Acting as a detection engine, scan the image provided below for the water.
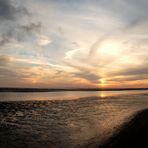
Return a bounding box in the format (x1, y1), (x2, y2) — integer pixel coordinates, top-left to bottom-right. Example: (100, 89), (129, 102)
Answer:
(0, 90), (148, 147)
(0, 90), (148, 101)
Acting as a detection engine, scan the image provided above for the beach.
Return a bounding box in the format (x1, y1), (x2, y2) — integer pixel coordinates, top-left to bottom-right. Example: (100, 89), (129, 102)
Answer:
(0, 91), (148, 147)
(100, 109), (148, 148)
(0, 0), (148, 147)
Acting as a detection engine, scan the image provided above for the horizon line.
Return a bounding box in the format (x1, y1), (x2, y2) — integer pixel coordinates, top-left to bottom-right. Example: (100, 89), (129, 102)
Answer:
(0, 87), (148, 92)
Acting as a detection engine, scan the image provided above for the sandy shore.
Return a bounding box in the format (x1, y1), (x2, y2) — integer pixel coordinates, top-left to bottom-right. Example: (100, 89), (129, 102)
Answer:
(1, 100), (148, 148)
(100, 109), (148, 148)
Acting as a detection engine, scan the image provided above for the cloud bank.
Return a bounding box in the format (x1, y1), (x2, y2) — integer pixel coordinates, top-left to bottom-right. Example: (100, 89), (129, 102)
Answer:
(0, 0), (148, 88)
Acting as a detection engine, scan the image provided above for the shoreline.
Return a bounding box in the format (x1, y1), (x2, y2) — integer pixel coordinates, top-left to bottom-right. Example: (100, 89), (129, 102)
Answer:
(100, 108), (148, 148)
(0, 87), (148, 92)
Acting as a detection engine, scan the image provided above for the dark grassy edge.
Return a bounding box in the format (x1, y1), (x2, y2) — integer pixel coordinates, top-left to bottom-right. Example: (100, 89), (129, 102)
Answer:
(99, 108), (148, 148)
(0, 87), (148, 92)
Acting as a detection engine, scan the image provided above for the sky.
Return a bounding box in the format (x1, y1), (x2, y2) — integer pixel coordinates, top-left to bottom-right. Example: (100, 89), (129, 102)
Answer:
(0, 0), (148, 88)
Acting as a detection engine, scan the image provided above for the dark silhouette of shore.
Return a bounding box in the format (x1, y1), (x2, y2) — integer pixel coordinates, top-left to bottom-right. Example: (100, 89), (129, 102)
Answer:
(0, 87), (148, 92)
(100, 109), (148, 148)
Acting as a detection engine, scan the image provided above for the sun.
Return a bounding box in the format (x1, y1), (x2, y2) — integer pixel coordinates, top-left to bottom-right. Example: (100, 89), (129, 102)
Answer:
(98, 39), (123, 57)
(100, 78), (105, 84)
(99, 78), (106, 87)
(100, 93), (106, 98)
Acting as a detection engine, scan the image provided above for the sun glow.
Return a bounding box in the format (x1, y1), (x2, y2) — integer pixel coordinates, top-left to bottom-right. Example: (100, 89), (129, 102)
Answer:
(100, 78), (105, 84)
(100, 92), (106, 98)
(98, 40), (123, 57)
(99, 78), (107, 87)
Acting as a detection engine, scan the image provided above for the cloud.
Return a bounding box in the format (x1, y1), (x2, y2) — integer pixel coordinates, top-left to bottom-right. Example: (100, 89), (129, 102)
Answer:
(20, 22), (41, 34)
(0, 0), (28, 46)
(0, 0), (148, 88)
(113, 64), (148, 77)
(0, 0), (42, 47)
(37, 35), (51, 46)
(0, 34), (9, 46)
(112, 75), (148, 82)
(0, 67), (19, 77)
(74, 72), (100, 83)
(63, 60), (102, 84)
(0, 55), (13, 65)
(0, 22), (42, 47)
(0, 0), (28, 20)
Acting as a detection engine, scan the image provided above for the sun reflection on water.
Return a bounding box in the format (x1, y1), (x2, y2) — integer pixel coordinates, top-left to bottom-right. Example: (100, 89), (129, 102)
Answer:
(100, 92), (106, 98)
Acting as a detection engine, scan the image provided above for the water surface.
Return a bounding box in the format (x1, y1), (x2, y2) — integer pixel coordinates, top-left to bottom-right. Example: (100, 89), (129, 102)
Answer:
(0, 90), (148, 101)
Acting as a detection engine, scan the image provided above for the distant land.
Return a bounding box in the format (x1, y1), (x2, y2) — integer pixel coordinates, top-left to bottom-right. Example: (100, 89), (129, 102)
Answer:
(0, 87), (148, 92)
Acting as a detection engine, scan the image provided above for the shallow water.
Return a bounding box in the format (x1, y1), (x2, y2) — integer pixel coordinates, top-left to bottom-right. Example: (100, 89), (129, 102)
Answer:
(0, 91), (148, 147)
(0, 90), (148, 101)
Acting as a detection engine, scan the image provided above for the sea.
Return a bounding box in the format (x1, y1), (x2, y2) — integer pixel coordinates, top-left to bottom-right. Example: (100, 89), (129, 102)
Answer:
(0, 90), (148, 147)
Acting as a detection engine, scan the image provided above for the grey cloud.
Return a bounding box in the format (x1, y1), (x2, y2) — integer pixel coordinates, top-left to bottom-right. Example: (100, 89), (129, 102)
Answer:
(123, 76), (148, 82)
(0, 34), (9, 46)
(20, 22), (42, 34)
(11, 22), (42, 42)
(0, 55), (12, 66)
(0, 0), (42, 46)
(64, 62), (101, 83)
(0, 0), (28, 20)
(116, 0), (148, 30)
(108, 75), (148, 83)
(0, 67), (27, 87)
(108, 63), (148, 83)
(0, 57), (25, 86)
(88, 0), (148, 31)
(74, 72), (100, 83)
(0, 67), (19, 77)
(0, 22), (42, 47)
(115, 65), (148, 76)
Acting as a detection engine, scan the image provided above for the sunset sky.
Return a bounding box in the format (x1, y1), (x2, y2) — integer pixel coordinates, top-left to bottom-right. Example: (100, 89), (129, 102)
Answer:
(0, 0), (148, 88)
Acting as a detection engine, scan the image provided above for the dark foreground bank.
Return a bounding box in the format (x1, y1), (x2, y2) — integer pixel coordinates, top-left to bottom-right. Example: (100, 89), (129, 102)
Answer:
(100, 109), (148, 148)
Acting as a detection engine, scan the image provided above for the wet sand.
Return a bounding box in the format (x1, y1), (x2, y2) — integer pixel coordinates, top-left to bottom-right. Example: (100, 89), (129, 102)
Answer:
(100, 109), (148, 148)
(0, 99), (113, 148)
(0, 95), (148, 148)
